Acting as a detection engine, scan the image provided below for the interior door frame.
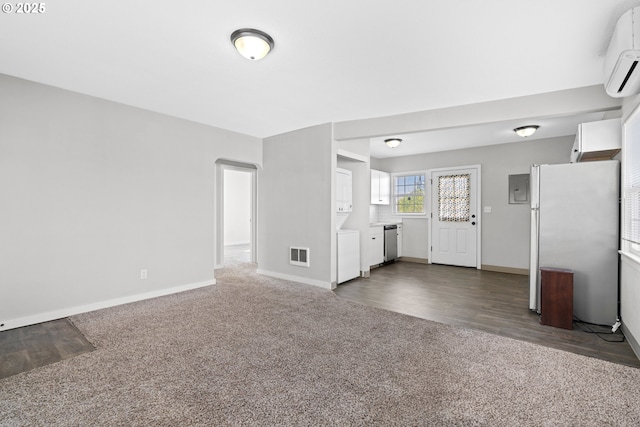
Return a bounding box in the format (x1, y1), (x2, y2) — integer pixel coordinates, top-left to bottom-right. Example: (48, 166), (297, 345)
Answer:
(427, 164), (482, 269)
(215, 160), (258, 269)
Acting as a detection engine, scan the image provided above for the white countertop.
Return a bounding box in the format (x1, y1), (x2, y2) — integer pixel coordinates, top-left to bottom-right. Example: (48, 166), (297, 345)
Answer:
(369, 221), (402, 227)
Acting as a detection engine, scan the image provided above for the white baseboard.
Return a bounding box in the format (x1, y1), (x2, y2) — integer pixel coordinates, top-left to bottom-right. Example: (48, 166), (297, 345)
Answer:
(256, 269), (333, 290)
(622, 324), (640, 361)
(481, 264), (529, 275)
(0, 279), (215, 332)
(399, 257), (429, 264)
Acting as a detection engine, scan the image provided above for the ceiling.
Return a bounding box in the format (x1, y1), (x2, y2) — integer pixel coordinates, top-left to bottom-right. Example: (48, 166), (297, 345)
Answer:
(368, 111), (617, 158)
(1, 0), (639, 157)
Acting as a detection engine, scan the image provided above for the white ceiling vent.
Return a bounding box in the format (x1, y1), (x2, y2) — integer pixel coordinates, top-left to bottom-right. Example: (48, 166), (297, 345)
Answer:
(290, 247), (310, 267)
(604, 6), (640, 98)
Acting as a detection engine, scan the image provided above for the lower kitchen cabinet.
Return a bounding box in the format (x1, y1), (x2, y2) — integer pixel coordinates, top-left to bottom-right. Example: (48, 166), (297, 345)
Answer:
(369, 226), (384, 266)
(337, 230), (360, 284)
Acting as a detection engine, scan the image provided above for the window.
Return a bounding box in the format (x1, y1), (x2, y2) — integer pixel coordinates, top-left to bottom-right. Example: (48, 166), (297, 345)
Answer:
(624, 106), (640, 256)
(393, 173), (425, 214)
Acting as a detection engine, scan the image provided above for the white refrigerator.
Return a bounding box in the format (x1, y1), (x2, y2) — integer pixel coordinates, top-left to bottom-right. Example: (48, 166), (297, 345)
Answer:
(529, 160), (620, 325)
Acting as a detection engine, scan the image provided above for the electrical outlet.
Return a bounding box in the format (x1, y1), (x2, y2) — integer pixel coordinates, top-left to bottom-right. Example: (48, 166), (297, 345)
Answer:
(140, 269), (148, 280)
(612, 320), (621, 332)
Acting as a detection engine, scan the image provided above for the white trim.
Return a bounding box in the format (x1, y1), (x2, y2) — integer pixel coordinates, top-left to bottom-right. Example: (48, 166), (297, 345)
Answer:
(0, 279), (215, 332)
(390, 169), (427, 176)
(622, 324), (640, 360)
(390, 170), (428, 217)
(216, 161), (258, 268)
(256, 269), (334, 290)
(427, 164), (482, 173)
(620, 250), (640, 270)
(477, 165), (483, 269)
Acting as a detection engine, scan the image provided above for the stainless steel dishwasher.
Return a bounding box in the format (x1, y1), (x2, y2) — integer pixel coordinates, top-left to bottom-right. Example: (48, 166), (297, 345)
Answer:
(384, 225), (398, 262)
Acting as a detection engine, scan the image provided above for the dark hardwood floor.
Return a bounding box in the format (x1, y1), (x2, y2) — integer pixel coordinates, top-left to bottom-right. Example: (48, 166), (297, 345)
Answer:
(334, 261), (640, 368)
(0, 318), (95, 379)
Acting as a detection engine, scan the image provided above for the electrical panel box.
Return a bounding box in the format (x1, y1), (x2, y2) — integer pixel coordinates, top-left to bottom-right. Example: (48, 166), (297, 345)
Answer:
(509, 174), (529, 204)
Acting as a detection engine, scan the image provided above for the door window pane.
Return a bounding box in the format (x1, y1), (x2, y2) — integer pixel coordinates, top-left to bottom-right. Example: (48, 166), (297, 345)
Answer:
(438, 174), (470, 222)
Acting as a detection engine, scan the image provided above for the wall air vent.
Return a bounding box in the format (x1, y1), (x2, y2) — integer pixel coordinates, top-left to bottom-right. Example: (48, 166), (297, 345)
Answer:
(290, 247), (310, 267)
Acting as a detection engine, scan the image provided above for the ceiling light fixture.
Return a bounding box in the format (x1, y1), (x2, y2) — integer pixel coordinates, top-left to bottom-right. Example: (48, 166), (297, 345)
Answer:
(230, 28), (274, 61)
(385, 138), (402, 148)
(514, 125), (540, 138)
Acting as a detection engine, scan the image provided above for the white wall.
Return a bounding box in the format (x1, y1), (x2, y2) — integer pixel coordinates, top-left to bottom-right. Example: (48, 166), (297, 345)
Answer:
(621, 256), (640, 356)
(400, 219), (429, 260)
(0, 74), (262, 331)
(374, 136), (573, 271)
(223, 169), (251, 246)
(257, 123), (334, 288)
(337, 138), (370, 158)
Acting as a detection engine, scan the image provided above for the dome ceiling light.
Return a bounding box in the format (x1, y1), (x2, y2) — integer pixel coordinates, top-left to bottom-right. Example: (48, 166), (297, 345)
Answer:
(514, 125), (540, 137)
(230, 28), (274, 61)
(385, 138), (402, 148)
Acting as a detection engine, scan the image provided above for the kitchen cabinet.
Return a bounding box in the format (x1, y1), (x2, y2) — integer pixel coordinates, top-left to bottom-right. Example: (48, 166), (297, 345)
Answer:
(369, 226), (384, 266)
(570, 118), (621, 163)
(371, 169), (390, 205)
(337, 230), (360, 284)
(397, 223), (403, 258)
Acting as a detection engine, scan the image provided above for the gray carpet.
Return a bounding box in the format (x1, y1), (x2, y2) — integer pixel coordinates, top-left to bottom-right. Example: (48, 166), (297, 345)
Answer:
(1, 264), (639, 426)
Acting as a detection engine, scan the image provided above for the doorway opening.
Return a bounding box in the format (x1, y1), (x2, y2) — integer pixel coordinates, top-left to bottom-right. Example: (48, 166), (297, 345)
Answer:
(215, 160), (257, 268)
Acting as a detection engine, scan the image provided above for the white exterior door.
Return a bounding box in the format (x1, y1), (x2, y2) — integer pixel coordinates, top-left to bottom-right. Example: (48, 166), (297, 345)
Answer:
(430, 167), (479, 267)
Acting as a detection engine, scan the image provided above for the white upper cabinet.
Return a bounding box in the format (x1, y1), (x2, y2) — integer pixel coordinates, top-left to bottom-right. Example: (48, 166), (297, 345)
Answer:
(570, 118), (621, 163)
(371, 169), (390, 205)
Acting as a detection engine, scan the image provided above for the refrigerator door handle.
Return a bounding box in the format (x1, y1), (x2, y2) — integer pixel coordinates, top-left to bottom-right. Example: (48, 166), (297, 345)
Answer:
(529, 164), (541, 312)
(529, 208), (540, 311)
(530, 165), (540, 210)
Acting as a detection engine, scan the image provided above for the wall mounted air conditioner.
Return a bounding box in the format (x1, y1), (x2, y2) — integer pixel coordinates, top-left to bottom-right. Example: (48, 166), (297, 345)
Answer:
(604, 7), (640, 98)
